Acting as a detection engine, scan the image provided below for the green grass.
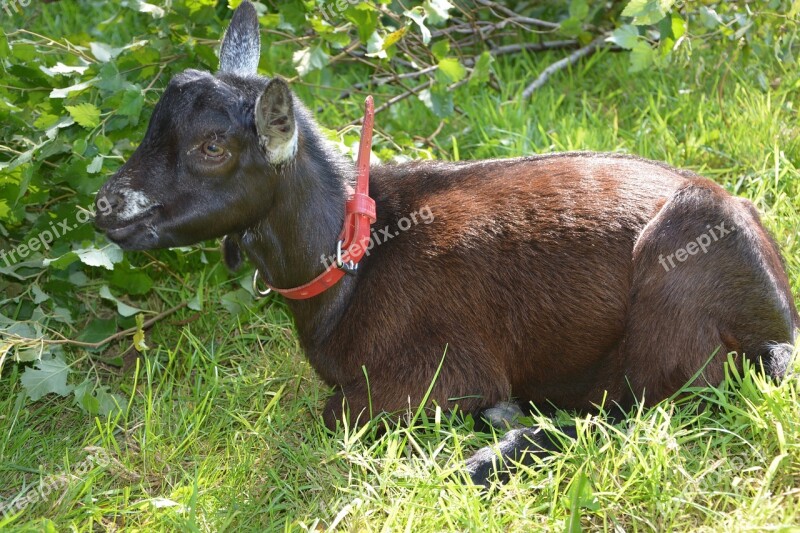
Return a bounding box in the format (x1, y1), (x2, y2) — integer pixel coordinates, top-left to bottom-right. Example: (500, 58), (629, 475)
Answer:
(2, 35), (800, 533)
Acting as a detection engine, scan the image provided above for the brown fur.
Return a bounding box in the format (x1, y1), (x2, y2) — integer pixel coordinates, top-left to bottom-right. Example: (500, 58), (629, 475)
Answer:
(306, 153), (798, 427)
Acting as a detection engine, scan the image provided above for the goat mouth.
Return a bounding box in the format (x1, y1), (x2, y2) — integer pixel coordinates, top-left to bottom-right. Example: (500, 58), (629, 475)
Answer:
(99, 208), (160, 248)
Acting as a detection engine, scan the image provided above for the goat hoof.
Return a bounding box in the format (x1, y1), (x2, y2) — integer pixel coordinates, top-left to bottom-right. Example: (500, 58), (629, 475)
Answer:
(482, 401), (525, 429)
(465, 445), (507, 487)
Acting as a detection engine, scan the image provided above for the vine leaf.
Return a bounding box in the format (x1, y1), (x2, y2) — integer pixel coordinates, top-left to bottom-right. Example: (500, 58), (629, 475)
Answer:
(20, 356), (74, 401)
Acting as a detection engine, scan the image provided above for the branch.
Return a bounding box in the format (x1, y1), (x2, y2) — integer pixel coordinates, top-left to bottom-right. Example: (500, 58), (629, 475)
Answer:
(343, 76), (473, 127)
(333, 39), (580, 106)
(521, 36), (607, 99)
(475, 0), (560, 30)
(345, 79), (434, 126)
(7, 301), (188, 351)
(489, 40), (579, 56)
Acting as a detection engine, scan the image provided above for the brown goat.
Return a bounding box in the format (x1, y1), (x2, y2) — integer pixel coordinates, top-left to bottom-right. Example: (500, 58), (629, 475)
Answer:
(94, 2), (798, 485)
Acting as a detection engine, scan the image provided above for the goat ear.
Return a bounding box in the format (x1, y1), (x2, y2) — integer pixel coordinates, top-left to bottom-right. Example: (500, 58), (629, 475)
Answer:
(222, 235), (243, 271)
(255, 77), (298, 164)
(219, 1), (260, 76)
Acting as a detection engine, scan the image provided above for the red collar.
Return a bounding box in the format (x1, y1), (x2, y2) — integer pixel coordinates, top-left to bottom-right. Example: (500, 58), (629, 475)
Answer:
(253, 96), (376, 300)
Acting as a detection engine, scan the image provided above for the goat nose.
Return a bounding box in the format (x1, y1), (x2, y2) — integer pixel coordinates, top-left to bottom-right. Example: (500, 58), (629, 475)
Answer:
(96, 191), (122, 215)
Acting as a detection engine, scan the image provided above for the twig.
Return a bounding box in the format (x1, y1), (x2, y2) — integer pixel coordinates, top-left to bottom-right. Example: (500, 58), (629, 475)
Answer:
(12, 301), (188, 349)
(521, 36), (607, 99)
(430, 20), (498, 37)
(422, 120), (446, 144)
(345, 77), (472, 127)
(373, 80), (434, 116)
(343, 79), (433, 126)
(144, 61), (172, 92)
(489, 40), (579, 56)
(335, 40), (578, 104)
(475, 0), (560, 30)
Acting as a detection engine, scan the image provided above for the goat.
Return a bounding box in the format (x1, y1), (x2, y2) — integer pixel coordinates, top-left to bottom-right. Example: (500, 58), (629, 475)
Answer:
(94, 2), (799, 486)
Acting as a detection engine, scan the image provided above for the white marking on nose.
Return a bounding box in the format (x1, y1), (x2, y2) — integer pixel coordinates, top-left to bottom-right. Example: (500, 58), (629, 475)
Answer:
(117, 189), (154, 220)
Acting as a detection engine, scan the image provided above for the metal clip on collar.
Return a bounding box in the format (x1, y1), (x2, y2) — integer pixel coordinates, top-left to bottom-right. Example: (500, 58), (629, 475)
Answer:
(335, 240), (359, 276)
(252, 269), (272, 298)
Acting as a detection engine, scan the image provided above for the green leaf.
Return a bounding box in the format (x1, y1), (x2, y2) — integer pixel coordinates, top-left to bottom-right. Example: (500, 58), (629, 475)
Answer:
(31, 284), (49, 304)
(11, 43), (37, 62)
(87, 156), (104, 174)
(671, 14), (686, 40)
(437, 58), (466, 83)
(405, 8), (431, 45)
(260, 13), (281, 28)
(73, 138), (88, 156)
(119, 89), (145, 118)
(89, 42), (125, 63)
(50, 79), (94, 99)
(33, 113), (61, 130)
(220, 288), (253, 315)
(292, 46), (331, 77)
(321, 30), (351, 49)
(65, 103), (101, 130)
(469, 51), (493, 87)
(73, 381), (124, 416)
(135, 1), (165, 18)
(52, 306), (74, 325)
(94, 135), (114, 154)
(345, 5), (379, 44)
(629, 41), (655, 72)
(609, 25), (641, 50)
(95, 386), (124, 415)
(431, 40), (450, 60)
(185, 0), (216, 13)
(790, 0), (800, 18)
(188, 293), (203, 311)
(310, 17), (334, 35)
(365, 31), (387, 59)
(99, 285), (142, 317)
(76, 318), (117, 345)
(73, 380), (100, 414)
(569, 0), (589, 20)
(423, 0), (453, 25)
(74, 244), (123, 270)
(698, 6), (723, 29)
(96, 63), (127, 93)
(621, 0), (675, 25)
(418, 84), (453, 118)
(110, 267), (153, 295)
(20, 356), (73, 401)
(559, 18), (582, 38)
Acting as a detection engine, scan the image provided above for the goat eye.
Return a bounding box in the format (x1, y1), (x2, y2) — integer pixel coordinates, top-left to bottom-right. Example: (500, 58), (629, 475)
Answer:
(202, 142), (225, 158)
